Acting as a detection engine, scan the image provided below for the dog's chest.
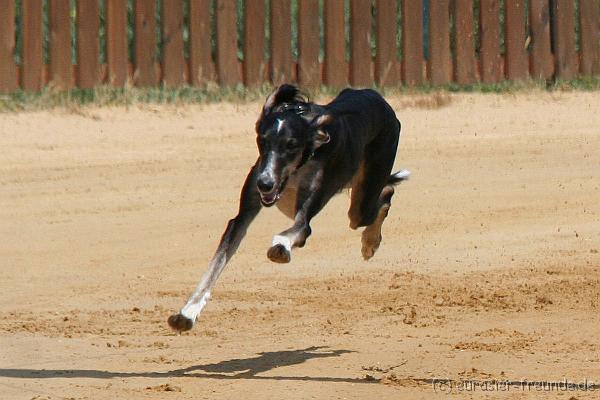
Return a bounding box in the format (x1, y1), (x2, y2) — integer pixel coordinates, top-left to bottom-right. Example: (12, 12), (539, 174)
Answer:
(276, 176), (299, 220)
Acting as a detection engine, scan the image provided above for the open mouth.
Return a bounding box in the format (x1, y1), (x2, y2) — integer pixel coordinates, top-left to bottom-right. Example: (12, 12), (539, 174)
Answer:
(259, 190), (281, 206)
(258, 176), (288, 207)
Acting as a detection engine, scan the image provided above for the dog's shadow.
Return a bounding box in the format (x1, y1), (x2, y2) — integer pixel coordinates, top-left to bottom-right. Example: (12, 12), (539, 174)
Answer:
(181, 345), (352, 377)
(0, 346), (369, 383)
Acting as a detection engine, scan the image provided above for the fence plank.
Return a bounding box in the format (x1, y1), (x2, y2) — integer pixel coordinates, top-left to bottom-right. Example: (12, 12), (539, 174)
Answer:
(579, 0), (600, 75)
(375, 0), (398, 86)
(479, 0), (502, 83)
(350, 0), (372, 86)
(428, 0), (451, 85)
(402, 0), (423, 86)
(244, 0), (265, 86)
(552, 0), (577, 79)
(134, 0), (157, 86)
(324, 0), (346, 87)
(505, 0), (528, 80)
(453, 0), (477, 84)
(271, 0), (293, 84)
(529, 0), (553, 79)
(161, 0), (184, 86)
(77, 0), (100, 88)
(22, 0), (44, 91)
(0, 0), (18, 92)
(298, 0), (320, 87)
(106, 0), (128, 87)
(189, 0), (215, 86)
(216, 0), (241, 85)
(49, 0), (72, 89)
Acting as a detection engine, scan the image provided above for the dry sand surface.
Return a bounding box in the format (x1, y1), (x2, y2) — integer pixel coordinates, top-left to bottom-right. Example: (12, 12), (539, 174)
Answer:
(1, 91), (600, 399)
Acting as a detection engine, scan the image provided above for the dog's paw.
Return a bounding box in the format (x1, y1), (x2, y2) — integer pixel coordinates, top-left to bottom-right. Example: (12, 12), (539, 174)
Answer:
(361, 233), (382, 260)
(167, 313), (194, 332)
(267, 244), (291, 263)
(361, 203), (390, 260)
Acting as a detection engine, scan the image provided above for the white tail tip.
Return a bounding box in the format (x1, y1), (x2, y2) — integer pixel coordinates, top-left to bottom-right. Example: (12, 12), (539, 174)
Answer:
(392, 169), (411, 180)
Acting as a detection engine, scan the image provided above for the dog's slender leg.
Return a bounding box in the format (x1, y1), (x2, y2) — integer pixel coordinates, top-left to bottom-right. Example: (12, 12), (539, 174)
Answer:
(268, 218), (311, 263)
(348, 139), (398, 229)
(361, 185), (394, 260)
(267, 169), (328, 263)
(348, 160), (368, 229)
(347, 125), (399, 259)
(168, 163), (262, 332)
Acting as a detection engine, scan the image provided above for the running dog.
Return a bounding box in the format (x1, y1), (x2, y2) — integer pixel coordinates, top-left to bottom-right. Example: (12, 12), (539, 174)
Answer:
(168, 84), (410, 332)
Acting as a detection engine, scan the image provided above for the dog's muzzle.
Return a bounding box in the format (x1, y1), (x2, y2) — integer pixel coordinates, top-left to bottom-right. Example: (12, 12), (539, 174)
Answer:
(259, 190), (280, 206)
(257, 175), (288, 207)
(257, 174), (279, 206)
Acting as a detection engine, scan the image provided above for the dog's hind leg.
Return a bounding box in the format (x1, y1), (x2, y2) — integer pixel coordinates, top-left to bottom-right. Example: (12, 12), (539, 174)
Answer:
(360, 169), (410, 259)
(168, 162), (262, 332)
(348, 127), (399, 259)
(348, 129), (398, 230)
(361, 185), (394, 259)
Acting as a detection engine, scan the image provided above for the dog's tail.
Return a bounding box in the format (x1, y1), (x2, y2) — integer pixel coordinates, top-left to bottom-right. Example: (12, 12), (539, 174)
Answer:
(388, 169), (411, 185)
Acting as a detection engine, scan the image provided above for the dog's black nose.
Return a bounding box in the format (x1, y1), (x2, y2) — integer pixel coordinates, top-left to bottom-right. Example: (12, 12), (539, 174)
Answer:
(257, 176), (275, 193)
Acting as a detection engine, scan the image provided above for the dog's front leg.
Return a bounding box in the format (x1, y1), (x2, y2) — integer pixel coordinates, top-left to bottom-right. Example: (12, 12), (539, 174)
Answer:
(267, 218), (312, 263)
(168, 163), (262, 332)
(267, 170), (326, 263)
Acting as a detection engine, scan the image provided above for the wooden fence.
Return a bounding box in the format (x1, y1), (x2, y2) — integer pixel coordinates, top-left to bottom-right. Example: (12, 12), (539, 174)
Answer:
(0, 0), (599, 92)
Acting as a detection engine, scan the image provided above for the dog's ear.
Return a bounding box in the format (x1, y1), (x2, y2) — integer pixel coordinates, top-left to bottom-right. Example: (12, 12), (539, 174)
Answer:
(310, 114), (333, 148)
(256, 84), (302, 133)
(263, 84), (301, 115)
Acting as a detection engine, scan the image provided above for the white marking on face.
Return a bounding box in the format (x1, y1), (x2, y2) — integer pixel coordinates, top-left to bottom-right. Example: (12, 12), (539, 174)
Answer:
(276, 118), (285, 133)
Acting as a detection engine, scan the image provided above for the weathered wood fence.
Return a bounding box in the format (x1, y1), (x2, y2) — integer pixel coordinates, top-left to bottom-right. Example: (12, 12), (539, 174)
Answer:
(0, 0), (599, 92)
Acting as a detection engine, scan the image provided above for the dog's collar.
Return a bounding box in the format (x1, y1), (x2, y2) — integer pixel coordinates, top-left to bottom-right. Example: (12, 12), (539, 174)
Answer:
(277, 103), (309, 115)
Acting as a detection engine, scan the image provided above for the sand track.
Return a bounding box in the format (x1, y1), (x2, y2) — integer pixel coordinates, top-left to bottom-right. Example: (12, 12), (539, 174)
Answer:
(1, 92), (600, 399)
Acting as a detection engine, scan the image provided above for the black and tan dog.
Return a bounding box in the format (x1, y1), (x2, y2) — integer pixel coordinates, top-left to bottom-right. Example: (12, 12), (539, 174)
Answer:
(168, 85), (410, 332)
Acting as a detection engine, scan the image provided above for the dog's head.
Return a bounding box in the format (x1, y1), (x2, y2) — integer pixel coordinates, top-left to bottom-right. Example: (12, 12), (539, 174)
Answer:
(254, 85), (332, 206)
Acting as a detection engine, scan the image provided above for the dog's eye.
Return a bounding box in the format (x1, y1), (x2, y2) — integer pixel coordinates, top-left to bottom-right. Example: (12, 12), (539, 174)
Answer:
(286, 139), (299, 150)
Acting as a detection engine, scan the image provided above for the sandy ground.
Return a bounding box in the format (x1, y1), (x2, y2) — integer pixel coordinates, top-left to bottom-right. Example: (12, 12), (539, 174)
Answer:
(1, 91), (599, 400)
